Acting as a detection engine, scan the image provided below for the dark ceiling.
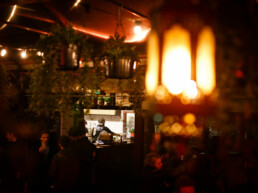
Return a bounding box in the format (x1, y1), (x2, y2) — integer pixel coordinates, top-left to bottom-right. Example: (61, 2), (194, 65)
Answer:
(0, 0), (162, 49)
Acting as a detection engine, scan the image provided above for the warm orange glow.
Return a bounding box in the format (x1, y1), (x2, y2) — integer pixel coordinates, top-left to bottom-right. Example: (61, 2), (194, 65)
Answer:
(171, 122), (182, 134)
(162, 25), (191, 95)
(155, 85), (166, 100)
(196, 27), (216, 95)
(0, 5), (17, 30)
(133, 61), (137, 70)
(146, 31), (159, 95)
(74, 0), (81, 7)
(73, 26), (150, 43)
(73, 26), (110, 39)
(1, 49), (7, 57)
(126, 28), (151, 43)
(134, 25), (142, 34)
(20, 50), (27, 58)
(183, 80), (198, 99)
(183, 113), (196, 124)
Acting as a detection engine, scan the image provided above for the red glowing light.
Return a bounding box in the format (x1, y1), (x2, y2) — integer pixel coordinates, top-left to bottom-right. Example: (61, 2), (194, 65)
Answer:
(235, 70), (244, 78)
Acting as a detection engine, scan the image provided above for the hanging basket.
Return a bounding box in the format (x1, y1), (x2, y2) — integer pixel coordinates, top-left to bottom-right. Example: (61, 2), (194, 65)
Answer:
(104, 57), (134, 79)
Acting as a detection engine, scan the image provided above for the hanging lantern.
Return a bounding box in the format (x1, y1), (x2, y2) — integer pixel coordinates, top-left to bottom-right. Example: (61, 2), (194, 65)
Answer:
(146, 0), (217, 116)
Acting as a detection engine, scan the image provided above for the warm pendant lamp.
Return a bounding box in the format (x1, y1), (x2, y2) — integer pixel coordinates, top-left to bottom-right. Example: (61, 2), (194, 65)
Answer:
(146, 0), (217, 138)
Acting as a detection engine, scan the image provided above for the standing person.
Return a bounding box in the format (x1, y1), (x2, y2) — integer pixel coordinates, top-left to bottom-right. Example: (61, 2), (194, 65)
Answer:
(136, 152), (171, 193)
(1, 130), (27, 193)
(28, 130), (57, 193)
(84, 120), (89, 137)
(92, 118), (120, 143)
(68, 125), (97, 193)
(49, 135), (80, 193)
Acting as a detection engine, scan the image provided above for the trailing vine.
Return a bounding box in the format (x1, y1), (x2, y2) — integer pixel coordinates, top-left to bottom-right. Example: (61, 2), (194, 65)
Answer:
(27, 25), (105, 118)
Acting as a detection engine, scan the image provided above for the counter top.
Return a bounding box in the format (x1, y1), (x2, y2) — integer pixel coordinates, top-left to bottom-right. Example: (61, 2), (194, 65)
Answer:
(94, 141), (133, 148)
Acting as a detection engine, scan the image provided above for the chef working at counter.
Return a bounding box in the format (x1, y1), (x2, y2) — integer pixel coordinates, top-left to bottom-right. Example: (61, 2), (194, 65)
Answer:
(92, 118), (121, 144)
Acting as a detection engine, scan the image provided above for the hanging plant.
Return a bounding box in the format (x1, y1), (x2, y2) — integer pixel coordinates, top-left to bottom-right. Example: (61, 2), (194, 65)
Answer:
(27, 25), (105, 118)
(36, 24), (93, 70)
(103, 34), (138, 79)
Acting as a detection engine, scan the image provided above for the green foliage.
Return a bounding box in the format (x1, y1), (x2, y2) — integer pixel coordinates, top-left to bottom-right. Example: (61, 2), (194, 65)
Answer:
(104, 96), (111, 102)
(36, 24), (93, 68)
(28, 62), (105, 118)
(129, 127), (135, 133)
(104, 34), (138, 61)
(128, 65), (146, 114)
(27, 25), (105, 118)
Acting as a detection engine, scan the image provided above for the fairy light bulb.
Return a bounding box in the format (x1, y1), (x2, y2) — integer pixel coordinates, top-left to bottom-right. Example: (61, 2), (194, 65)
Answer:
(20, 50), (27, 58)
(1, 49), (7, 56)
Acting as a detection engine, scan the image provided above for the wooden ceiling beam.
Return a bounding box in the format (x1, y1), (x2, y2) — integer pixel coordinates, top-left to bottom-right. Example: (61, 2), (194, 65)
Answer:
(104, 0), (149, 20)
(0, 0), (51, 7)
(15, 11), (56, 24)
(0, 21), (50, 35)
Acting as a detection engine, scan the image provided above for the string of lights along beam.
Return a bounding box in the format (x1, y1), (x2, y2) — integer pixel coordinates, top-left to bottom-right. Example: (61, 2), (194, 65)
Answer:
(0, 46), (43, 59)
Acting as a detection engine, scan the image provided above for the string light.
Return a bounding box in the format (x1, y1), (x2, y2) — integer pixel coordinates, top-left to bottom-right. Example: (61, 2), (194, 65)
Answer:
(37, 51), (44, 56)
(0, 46), (45, 59)
(133, 20), (142, 34)
(134, 26), (142, 34)
(20, 50), (27, 58)
(1, 49), (7, 57)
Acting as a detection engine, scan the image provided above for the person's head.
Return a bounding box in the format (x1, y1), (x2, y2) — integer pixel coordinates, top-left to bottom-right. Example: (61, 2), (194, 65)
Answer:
(6, 131), (17, 142)
(40, 130), (50, 145)
(68, 126), (84, 139)
(98, 118), (105, 125)
(58, 135), (71, 150)
(77, 118), (86, 127)
(144, 152), (163, 170)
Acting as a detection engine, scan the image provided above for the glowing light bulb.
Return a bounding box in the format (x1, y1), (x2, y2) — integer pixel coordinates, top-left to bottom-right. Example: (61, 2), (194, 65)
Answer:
(20, 50), (27, 58)
(134, 20), (142, 35)
(1, 49), (7, 56)
(37, 51), (43, 56)
(134, 25), (142, 34)
(162, 25), (191, 95)
(183, 80), (198, 99)
(133, 61), (137, 70)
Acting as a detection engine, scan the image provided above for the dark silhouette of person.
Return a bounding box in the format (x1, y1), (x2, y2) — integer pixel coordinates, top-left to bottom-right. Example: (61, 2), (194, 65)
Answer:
(136, 152), (171, 193)
(189, 152), (223, 193)
(69, 125), (96, 193)
(49, 135), (80, 193)
(27, 130), (57, 193)
(1, 130), (27, 193)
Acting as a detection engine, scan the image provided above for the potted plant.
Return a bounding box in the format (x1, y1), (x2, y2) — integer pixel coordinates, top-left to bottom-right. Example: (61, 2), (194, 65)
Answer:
(104, 96), (111, 106)
(36, 24), (92, 70)
(102, 34), (138, 79)
(129, 127), (135, 137)
(27, 25), (104, 119)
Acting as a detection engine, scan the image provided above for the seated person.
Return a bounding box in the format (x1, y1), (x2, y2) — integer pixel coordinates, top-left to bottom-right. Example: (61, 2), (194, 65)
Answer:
(92, 118), (120, 144)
